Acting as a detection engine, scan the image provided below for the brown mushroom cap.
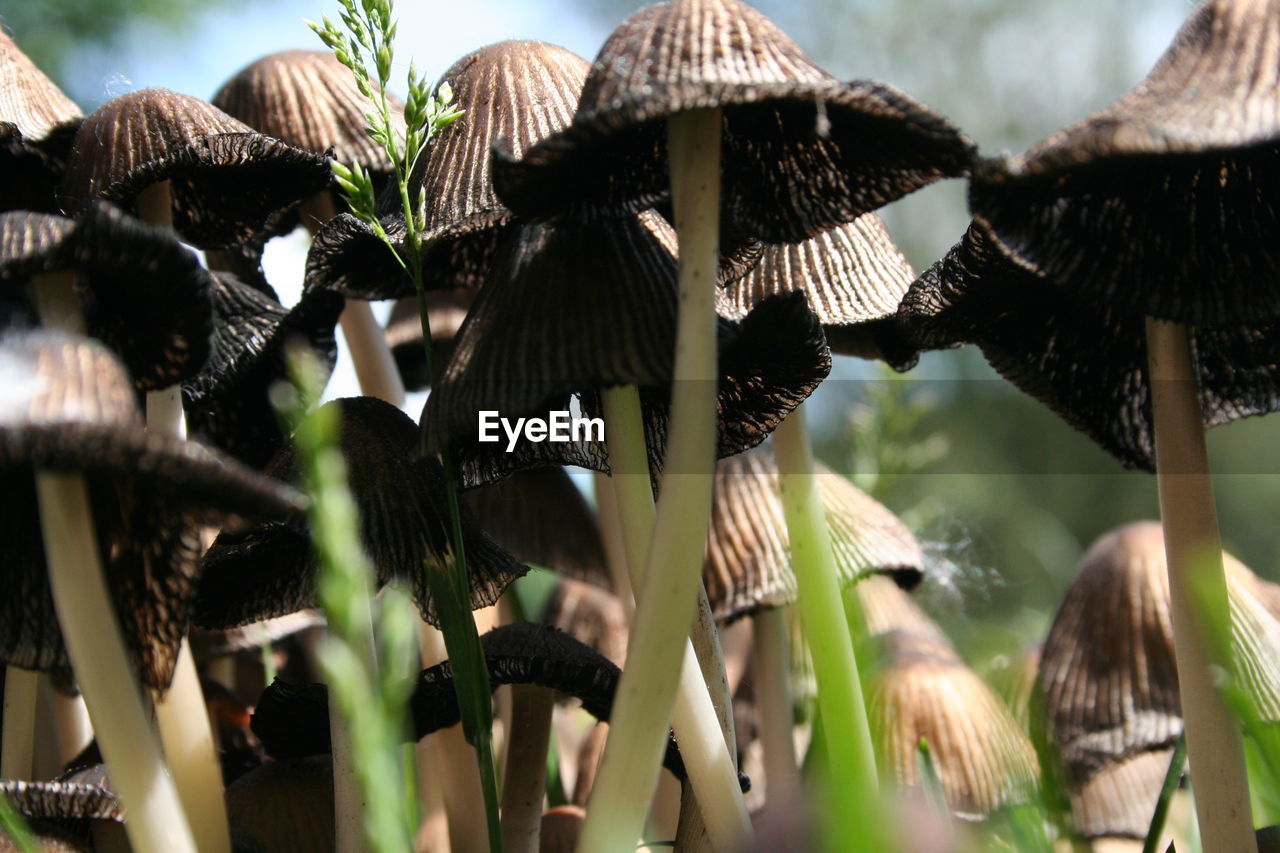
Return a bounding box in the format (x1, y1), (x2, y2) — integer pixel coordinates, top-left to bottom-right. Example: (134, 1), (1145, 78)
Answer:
(1, 202), (215, 391)
(493, 0), (975, 242)
(539, 579), (629, 666)
(1068, 748), (1175, 841)
(305, 40), (589, 301)
(59, 87), (331, 249)
(704, 446), (925, 621)
(893, 220), (1280, 471)
(195, 397), (528, 630)
(869, 630), (1039, 819)
(969, 0), (1280, 326)
(384, 289), (474, 391)
(718, 214), (916, 361)
(0, 329), (302, 688)
(211, 49), (399, 173)
(0, 31), (81, 142)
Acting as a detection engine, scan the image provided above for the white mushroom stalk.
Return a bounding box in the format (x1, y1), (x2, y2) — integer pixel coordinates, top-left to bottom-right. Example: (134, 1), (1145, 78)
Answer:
(499, 684), (555, 853)
(136, 177), (234, 853)
(0, 668), (38, 779)
(1145, 318), (1254, 853)
(581, 108), (752, 853)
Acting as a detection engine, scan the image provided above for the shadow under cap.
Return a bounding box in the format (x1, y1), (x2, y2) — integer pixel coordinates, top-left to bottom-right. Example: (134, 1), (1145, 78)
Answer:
(194, 397), (528, 630)
(383, 290), (472, 391)
(59, 87), (331, 249)
(304, 39), (589, 301)
(492, 0), (975, 242)
(893, 221), (1280, 471)
(970, 0), (1280, 326)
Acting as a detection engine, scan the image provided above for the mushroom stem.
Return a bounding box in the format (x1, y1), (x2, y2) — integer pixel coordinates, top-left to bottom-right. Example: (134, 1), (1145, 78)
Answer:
(500, 684), (555, 853)
(28, 272), (84, 335)
(51, 683), (92, 767)
(590, 98), (750, 831)
(300, 193), (406, 408)
(417, 620), (489, 853)
(1144, 317), (1254, 853)
(137, 180), (174, 230)
(1, 667), (38, 779)
(35, 471), (198, 853)
(146, 386), (188, 439)
(593, 471), (635, 616)
(601, 384), (746, 796)
(772, 406), (880, 802)
(152, 638), (232, 853)
(752, 606), (799, 812)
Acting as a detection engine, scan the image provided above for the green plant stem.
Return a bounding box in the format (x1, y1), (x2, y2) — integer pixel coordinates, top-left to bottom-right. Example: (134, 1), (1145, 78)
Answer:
(1145, 317), (1255, 853)
(580, 109), (745, 853)
(772, 405), (886, 852)
(1144, 735), (1188, 853)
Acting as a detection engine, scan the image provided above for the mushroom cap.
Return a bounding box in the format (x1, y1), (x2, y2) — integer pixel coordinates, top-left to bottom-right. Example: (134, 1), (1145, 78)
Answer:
(0, 202), (215, 390)
(0, 31), (82, 215)
(1037, 518), (1280, 837)
(540, 578), (629, 666)
(852, 575), (953, 654)
(492, 0), (975, 241)
(718, 214), (916, 360)
(211, 49), (400, 172)
(970, 0), (1280, 326)
(383, 290), (473, 391)
(0, 330), (304, 688)
(893, 221), (1280, 471)
(463, 467), (609, 585)
(194, 397), (528, 630)
(182, 271), (343, 469)
(422, 212), (832, 485)
(59, 87), (331, 249)
(305, 40), (589, 301)
(704, 446), (925, 621)
(869, 630), (1039, 819)
(225, 756), (335, 853)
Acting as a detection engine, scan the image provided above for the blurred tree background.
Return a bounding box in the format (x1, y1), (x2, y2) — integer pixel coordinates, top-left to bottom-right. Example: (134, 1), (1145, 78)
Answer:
(6, 0), (1276, 665)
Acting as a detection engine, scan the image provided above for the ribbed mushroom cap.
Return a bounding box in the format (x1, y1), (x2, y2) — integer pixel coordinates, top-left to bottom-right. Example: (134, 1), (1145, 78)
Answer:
(251, 623), (716, 787)
(194, 397), (528, 630)
(211, 50), (399, 173)
(306, 40), (589, 301)
(492, 0), (975, 242)
(0, 779), (119, 852)
(970, 0), (1280, 326)
(0, 330), (304, 688)
(59, 87), (331, 249)
(540, 578), (629, 666)
(189, 610), (325, 660)
(384, 289), (474, 391)
(1069, 748), (1174, 840)
(718, 214), (916, 360)
(869, 630), (1039, 819)
(1037, 519), (1280, 835)
(704, 446), (924, 622)
(852, 574), (954, 654)
(463, 468), (608, 585)
(0, 202), (214, 390)
(0, 31), (82, 215)
(894, 221), (1280, 471)
(422, 212), (832, 483)
(225, 756), (335, 853)
(182, 271), (343, 469)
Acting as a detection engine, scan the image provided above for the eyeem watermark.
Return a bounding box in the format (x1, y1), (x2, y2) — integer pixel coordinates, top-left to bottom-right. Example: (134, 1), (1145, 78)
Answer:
(478, 410), (604, 452)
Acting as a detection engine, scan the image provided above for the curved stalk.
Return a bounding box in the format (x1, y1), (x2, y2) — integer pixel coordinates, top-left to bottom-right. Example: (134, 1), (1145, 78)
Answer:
(581, 108), (749, 853)
(1145, 318), (1254, 853)
(37, 472), (198, 853)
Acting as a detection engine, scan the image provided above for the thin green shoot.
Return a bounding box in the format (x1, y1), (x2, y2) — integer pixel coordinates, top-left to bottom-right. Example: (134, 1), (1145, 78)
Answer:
(1144, 734), (1187, 853)
(274, 345), (417, 853)
(309, 3), (501, 849)
(0, 793), (37, 853)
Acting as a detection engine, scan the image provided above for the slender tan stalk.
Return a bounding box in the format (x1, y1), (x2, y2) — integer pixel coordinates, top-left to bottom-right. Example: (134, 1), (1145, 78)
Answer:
(146, 386), (188, 439)
(418, 620), (488, 853)
(36, 472), (198, 853)
(2, 667), (38, 779)
(500, 684), (555, 853)
(51, 681), (92, 767)
(153, 639), (231, 853)
(593, 471), (635, 615)
(752, 607), (799, 811)
(300, 193), (407, 408)
(583, 106), (749, 847)
(1145, 318), (1254, 853)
